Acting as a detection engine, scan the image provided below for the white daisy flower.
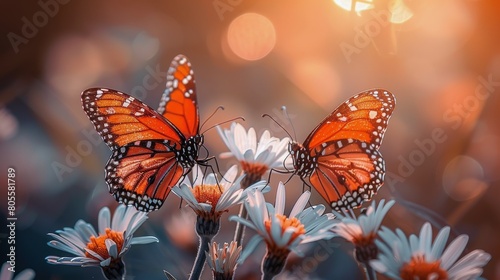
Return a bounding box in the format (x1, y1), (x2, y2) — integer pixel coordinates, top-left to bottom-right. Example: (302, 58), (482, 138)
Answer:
(206, 241), (242, 280)
(371, 222), (491, 280)
(217, 122), (292, 187)
(46, 204), (158, 279)
(172, 165), (268, 236)
(173, 165), (267, 280)
(230, 182), (336, 278)
(332, 199), (395, 262)
(0, 262), (34, 280)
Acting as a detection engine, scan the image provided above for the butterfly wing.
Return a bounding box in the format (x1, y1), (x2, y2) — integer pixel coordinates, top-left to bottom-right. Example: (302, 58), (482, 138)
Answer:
(308, 139), (385, 211)
(303, 89), (395, 149)
(106, 140), (183, 212)
(157, 54), (200, 139)
(81, 88), (184, 150)
(81, 88), (186, 211)
(296, 89), (395, 211)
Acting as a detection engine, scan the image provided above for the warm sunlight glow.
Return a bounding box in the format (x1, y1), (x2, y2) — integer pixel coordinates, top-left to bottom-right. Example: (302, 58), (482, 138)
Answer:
(333, 0), (412, 23)
(333, 0), (374, 13)
(227, 13), (276, 61)
(390, 0), (413, 24)
(286, 59), (340, 110)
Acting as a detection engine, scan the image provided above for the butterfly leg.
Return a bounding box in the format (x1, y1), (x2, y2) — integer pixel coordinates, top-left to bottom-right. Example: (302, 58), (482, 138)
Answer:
(297, 177), (314, 208)
(261, 168), (294, 193)
(196, 155), (224, 191)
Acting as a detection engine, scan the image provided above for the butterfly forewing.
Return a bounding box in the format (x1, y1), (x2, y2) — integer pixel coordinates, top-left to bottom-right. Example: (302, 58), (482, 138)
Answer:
(305, 89), (395, 150)
(82, 88), (183, 150)
(157, 54), (200, 139)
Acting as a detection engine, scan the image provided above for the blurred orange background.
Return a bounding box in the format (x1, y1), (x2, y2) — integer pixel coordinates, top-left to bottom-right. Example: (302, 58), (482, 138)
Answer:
(1, 0), (499, 279)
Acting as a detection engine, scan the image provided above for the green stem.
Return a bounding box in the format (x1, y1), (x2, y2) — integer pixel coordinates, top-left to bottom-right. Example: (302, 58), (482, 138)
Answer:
(362, 262), (377, 280)
(233, 173), (261, 245)
(261, 250), (288, 280)
(262, 272), (277, 280)
(233, 204), (248, 245)
(189, 236), (211, 280)
(101, 258), (125, 280)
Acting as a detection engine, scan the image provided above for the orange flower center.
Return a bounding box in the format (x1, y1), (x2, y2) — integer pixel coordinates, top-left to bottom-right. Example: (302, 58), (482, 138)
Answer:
(240, 161), (269, 188)
(265, 214), (305, 247)
(400, 255), (448, 280)
(352, 232), (379, 262)
(352, 232), (377, 247)
(192, 184), (223, 210)
(85, 229), (124, 261)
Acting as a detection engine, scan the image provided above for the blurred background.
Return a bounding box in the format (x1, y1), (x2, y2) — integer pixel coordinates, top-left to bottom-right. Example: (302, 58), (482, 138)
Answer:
(1, 0), (499, 279)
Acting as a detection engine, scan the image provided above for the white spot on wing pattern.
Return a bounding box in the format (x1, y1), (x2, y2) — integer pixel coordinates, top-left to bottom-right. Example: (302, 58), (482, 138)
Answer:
(104, 140), (179, 212)
(292, 89), (395, 211)
(338, 89), (396, 149)
(81, 88), (122, 150)
(157, 54), (197, 115)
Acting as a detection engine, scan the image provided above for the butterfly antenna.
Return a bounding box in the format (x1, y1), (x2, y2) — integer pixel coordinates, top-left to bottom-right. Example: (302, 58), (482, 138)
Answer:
(201, 116), (245, 135)
(282, 106), (298, 140)
(262, 112), (293, 140)
(200, 106), (225, 131)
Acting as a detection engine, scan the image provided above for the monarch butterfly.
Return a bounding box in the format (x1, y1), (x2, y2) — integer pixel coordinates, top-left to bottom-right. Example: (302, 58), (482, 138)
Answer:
(81, 55), (206, 212)
(289, 89), (395, 211)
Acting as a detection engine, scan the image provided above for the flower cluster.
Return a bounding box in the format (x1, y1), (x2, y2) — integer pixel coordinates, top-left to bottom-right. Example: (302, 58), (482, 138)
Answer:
(46, 204), (158, 279)
(231, 182), (336, 278)
(45, 122), (491, 280)
(172, 164), (268, 235)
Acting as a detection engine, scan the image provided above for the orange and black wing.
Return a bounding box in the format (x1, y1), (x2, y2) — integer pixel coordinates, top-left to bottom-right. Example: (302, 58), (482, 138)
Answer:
(304, 89), (395, 150)
(81, 88), (184, 150)
(308, 139), (385, 211)
(106, 140), (183, 212)
(299, 89), (395, 211)
(81, 88), (186, 211)
(157, 54), (200, 139)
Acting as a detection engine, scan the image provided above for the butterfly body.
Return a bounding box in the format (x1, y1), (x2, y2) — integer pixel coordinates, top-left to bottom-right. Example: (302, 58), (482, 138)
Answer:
(172, 134), (204, 169)
(82, 55), (205, 212)
(289, 142), (317, 178)
(289, 89), (395, 211)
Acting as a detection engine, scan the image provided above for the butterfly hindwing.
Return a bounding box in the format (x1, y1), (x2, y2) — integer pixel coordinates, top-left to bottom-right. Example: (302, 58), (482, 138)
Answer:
(105, 140), (184, 212)
(157, 54), (200, 139)
(308, 139), (384, 211)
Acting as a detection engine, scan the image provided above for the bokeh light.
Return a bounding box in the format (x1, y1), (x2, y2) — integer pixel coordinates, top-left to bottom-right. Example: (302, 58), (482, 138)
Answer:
(389, 0), (413, 24)
(226, 13), (276, 61)
(0, 107), (18, 140)
(442, 156), (488, 201)
(44, 35), (105, 96)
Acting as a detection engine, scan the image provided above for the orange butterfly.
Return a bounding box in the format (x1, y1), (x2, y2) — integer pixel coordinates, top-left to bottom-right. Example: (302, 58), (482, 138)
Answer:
(81, 55), (206, 212)
(289, 89), (395, 211)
